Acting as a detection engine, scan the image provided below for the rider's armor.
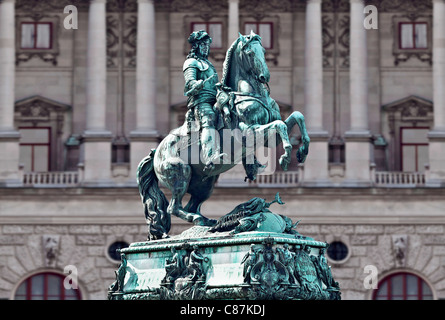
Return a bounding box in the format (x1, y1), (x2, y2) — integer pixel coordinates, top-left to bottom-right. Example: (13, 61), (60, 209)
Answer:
(183, 57), (219, 129)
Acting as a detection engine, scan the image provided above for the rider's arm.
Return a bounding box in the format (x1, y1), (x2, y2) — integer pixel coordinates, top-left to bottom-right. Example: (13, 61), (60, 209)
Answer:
(183, 59), (203, 96)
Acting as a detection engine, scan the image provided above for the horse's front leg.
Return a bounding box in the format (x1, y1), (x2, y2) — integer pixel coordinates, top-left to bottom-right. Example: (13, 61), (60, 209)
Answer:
(284, 111), (310, 163)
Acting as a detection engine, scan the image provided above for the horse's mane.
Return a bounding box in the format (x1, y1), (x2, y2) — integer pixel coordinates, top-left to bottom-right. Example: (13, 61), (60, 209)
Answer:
(220, 37), (240, 90)
(220, 33), (263, 90)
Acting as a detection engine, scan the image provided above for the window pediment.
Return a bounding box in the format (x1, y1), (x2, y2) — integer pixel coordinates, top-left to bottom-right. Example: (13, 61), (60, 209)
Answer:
(383, 95), (433, 122)
(15, 96), (71, 118)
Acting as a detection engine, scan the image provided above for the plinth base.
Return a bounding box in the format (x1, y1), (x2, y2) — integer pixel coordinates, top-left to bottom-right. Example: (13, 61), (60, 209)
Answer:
(108, 227), (341, 300)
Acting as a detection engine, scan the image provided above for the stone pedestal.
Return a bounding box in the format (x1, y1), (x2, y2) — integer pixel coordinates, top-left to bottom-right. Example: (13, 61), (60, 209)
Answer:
(108, 228), (341, 300)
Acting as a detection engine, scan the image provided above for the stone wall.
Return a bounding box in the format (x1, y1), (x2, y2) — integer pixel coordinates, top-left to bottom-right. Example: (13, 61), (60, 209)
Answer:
(0, 223), (146, 300)
(1, 221), (444, 300)
(298, 223), (445, 300)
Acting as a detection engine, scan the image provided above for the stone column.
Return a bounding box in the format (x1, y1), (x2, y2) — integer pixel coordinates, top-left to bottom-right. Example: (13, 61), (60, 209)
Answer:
(82, 0), (113, 185)
(344, 0), (373, 185)
(301, 0), (330, 185)
(427, 0), (445, 186)
(129, 0), (159, 181)
(0, 0), (21, 186)
(228, 0), (239, 45)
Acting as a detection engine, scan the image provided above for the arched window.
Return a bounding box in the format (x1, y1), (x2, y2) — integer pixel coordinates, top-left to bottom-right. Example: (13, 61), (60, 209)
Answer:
(14, 272), (81, 300)
(373, 272), (434, 300)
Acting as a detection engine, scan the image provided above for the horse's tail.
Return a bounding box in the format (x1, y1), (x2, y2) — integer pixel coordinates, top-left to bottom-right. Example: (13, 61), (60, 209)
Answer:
(137, 149), (170, 240)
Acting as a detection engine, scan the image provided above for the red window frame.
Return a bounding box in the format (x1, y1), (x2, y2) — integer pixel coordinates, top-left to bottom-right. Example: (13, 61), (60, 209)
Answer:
(372, 272), (433, 300)
(15, 272), (81, 300)
(190, 22), (223, 49)
(20, 22), (53, 50)
(244, 22), (274, 49)
(19, 127), (51, 172)
(398, 22), (428, 50)
(400, 126), (429, 172)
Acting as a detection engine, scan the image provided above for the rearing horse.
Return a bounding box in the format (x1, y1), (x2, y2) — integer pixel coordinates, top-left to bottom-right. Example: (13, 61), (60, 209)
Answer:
(137, 32), (310, 240)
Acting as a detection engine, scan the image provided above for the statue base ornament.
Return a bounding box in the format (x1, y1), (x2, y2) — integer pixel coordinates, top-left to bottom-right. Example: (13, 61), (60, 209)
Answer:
(108, 195), (341, 301)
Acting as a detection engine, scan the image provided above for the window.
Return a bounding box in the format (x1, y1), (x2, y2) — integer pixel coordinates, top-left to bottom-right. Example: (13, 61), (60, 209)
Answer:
(14, 272), (81, 300)
(373, 273), (433, 300)
(392, 16), (432, 65)
(191, 22), (223, 49)
(107, 241), (129, 262)
(16, 16), (60, 65)
(20, 22), (52, 49)
(19, 127), (51, 172)
(400, 127), (429, 172)
(327, 241), (349, 262)
(244, 22), (273, 49)
(399, 22), (427, 49)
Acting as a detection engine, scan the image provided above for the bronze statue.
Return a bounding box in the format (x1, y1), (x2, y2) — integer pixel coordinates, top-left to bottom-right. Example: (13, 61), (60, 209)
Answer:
(137, 31), (310, 240)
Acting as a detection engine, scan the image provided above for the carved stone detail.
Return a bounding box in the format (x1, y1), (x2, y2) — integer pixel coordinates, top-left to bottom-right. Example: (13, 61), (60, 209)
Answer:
(378, 0), (432, 12)
(392, 235), (408, 268)
(107, 0), (137, 12)
(383, 95), (433, 127)
(15, 96), (70, 121)
(322, 0), (350, 13)
(123, 15), (137, 68)
(322, 13), (349, 68)
(107, 14), (137, 68)
(42, 235), (59, 268)
(171, 0), (228, 14)
(15, 0), (89, 12)
(240, 0), (293, 14)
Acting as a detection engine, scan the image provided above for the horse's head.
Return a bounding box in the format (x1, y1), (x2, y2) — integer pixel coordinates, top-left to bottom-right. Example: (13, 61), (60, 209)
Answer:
(237, 31), (270, 84)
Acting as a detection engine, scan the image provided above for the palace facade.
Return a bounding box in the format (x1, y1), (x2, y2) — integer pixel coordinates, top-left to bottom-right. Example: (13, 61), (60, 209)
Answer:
(0, 0), (444, 300)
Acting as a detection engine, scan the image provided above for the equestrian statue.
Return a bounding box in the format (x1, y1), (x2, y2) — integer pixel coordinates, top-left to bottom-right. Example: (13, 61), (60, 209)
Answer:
(137, 30), (310, 240)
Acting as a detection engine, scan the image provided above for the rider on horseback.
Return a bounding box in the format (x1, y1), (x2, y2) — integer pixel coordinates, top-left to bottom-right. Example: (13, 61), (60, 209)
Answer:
(183, 30), (225, 174)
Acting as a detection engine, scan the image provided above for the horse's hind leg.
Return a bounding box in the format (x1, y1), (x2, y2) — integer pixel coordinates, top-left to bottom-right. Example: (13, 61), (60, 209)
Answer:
(159, 158), (194, 223)
(158, 158), (200, 224)
(184, 175), (218, 226)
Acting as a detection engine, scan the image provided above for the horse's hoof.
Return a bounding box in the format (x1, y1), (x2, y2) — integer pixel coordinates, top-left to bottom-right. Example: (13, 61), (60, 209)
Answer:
(279, 155), (290, 171)
(296, 147), (308, 163)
